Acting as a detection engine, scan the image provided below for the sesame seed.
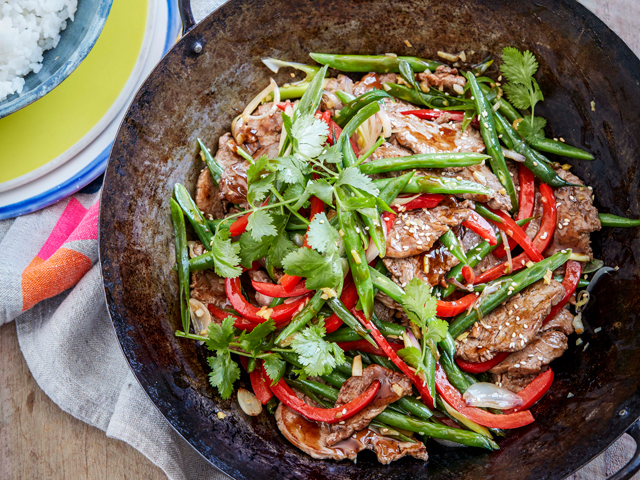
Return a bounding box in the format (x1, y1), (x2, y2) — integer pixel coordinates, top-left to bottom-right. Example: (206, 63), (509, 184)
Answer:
(524, 324), (528, 329)
(594, 327), (602, 333)
(319, 220), (325, 224)
(512, 333), (516, 338)
(514, 364), (520, 368)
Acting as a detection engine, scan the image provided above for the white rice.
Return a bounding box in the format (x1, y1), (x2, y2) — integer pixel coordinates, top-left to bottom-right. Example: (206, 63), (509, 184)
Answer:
(0, 0), (78, 102)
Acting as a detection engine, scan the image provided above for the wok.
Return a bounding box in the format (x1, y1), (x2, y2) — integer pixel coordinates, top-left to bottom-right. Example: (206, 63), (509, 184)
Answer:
(99, 0), (640, 478)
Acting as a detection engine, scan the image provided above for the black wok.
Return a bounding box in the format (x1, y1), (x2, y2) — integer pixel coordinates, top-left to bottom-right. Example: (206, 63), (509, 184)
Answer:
(99, 0), (640, 478)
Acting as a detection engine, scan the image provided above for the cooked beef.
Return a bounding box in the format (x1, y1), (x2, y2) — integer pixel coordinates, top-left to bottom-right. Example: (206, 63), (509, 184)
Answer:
(385, 201), (474, 258)
(195, 168), (225, 220)
(491, 371), (540, 393)
(525, 188), (543, 241)
(275, 396), (365, 461)
(376, 291), (402, 311)
(416, 65), (466, 93)
(215, 133), (250, 206)
(353, 72), (396, 96)
(386, 109), (485, 155)
(422, 240), (461, 287)
(455, 279), (565, 363)
(382, 256), (429, 288)
(489, 330), (568, 376)
(321, 74), (354, 112)
(355, 429), (429, 464)
(190, 270), (229, 308)
(374, 300), (395, 324)
(383, 97), (418, 114)
(327, 365), (412, 445)
(236, 102), (283, 159)
(369, 140), (413, 161)
(459, 229), (506, 276)
(544, 168), (601, 259)
(541, 308), (575, 336)
(247, 270), (274, 307)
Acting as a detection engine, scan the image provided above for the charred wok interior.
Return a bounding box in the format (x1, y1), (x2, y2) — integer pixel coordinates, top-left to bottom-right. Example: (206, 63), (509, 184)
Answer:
(164, 48), (640, 466)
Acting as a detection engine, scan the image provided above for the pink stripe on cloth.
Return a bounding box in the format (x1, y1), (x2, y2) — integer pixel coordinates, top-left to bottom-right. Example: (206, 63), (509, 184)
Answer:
(67, 200), (100, 243)
(38, 198), (88, 261)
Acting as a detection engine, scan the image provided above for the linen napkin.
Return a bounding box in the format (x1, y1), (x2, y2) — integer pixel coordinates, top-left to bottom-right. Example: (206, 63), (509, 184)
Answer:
(1, 0), (639, 479)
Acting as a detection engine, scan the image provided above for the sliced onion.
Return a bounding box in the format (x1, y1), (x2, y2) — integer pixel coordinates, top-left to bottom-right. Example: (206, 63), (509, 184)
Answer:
(463, 382), (524, 409)
(573, 312), (585, 334)
(238, 388), (263, 416)
(501, 147), (526, 163)
(365, 237), (380, 265)
(323, 90), (340, 109)
(357, 112), (382, 153)
(189, 299), (212, 336)
(404, 329), (421, 350)
(231, 115), (244, 144)
(352, 355), (363, 377)
(241, 78), (280, 121)
(378, 106), (392, 138)
(499, 230), (513, 274)
(391, 194), (421, 206)
(568, 252), (591, 262)
(380, 214), (388, 238)
(575, 290), (590, 313)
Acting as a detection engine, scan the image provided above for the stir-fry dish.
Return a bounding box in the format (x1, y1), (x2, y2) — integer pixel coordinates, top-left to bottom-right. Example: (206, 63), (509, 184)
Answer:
(170, 49), (640, 464)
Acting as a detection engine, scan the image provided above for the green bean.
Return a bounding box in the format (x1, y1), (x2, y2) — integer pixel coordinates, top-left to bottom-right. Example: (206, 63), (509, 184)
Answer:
(371, 313), (405, 337)
(173, 184), (213, 249)
(349, 185), (386, 257)
(472, 56), (494, 75)
(368, 352), (400, 372)
(529, 137), (594, 160)
(206, 218), (224, 231)
(493, 112), (581, 188)
(197, 139), (224, 186)
(359, 152), (489, 175)
(335, 90), (356, 104)
(448, 250), (572, 338)
(598, 213), (640, 227)
(170, 199), (190, 333)
(246, 357), (257, 373)
(555, 276), (590, 288)
(297, 64), (329, 117)
(465, 73), (518, 213)
(369, 267), (404, 303)
(439, 348), (471, 394)
(441, 218), (530, 298)
(334, 90), (391, 127)
(383, 82), (473, 110)
(377, 171), (415, 205)
(336, 187), (375, 319)
(327, 298), (376, 345)
(266, 397), (279, 414)
(309, 52), (442, 73)
(374, 174), (494, 196)
(275, 290), (326, 346)
(439, 230), (470, 267)
(338, 102), (381, 167)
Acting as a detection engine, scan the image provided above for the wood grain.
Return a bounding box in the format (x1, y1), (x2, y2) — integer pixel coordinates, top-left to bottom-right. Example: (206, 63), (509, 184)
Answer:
(0, 322), (165, 480)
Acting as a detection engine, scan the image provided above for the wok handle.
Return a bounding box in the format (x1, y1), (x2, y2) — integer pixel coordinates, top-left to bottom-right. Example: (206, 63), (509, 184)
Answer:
(178, 0), (195, 35)
(609, 420), (640, 480)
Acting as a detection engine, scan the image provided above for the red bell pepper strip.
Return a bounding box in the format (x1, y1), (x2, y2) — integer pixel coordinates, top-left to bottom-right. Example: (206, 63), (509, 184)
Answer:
(382, 212), (396, 235)
(337, 339), (403, 357)
(462, 211), (497, 246)
(279, 274), (303, 293)
(262, 367), (380, 423)
(207, 304), (291, 330)
(401, 109), (480, 129)
(474, 184), (557, 284)
(542, 260), (581, 325)
(494, 165), (536, 257)
(392, 194), (444, 213)
(229, 199), (270, 237)
(435, 363), (535, 429)
(225, 277), (309, 323)
(325, 280), (359, 333)
(462, 266), (476, 285)
(239, 358), (273, 405)
(352, 309), (435, 409)
(276, 101), (292, 111)
(485, 207), (543, 262)
(504, 368), (554, 414)
(436, 293), (478, 317)
(318, 110), (360, 155)
(251, 279), (311, 298)
(455, 352), (510, 374)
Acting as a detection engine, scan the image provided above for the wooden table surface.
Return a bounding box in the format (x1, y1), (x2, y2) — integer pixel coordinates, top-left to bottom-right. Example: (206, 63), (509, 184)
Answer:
(3, 1), (640, 479)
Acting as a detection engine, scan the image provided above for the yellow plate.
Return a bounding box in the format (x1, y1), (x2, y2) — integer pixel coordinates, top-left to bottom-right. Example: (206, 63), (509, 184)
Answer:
(0, 0), (148, 185)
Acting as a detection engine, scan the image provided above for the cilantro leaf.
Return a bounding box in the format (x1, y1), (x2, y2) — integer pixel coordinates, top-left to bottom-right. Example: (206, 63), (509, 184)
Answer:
(317, 144), (343, 164)
(501, 82), (533, 110)
(282, 247), (343, 290)
(500, 47), (539, 86)
(423, 317), (450, 348)
(262, 353), (286, 386)
(401, 278), (438, 329)
(339, 196), (376, 211)
(306, 212), (340, 254)
(268, 229), (297, 268)
(500, 47), (545, 129)
(291, 112), (329, 158)
(275, 155), (310, 185)
(246, 155), (274, 185)
(517, 115), (547, 143)
(246, 209), (277, 241)
(290, 322), (345, 377)
(206, 316), (236, 352)
(210, 230), (242, 278)
(238, 319), (275, 355)
(247, 172), (275, 206)
(207, 351), (241, 399)
(292, 179), (334, 210)
(283, 182), (305, 202)
(239, 230), (271, 268)
(336, 167), (377, 196)
(239, 214), (292, 268)
(398, 346), (428, 375)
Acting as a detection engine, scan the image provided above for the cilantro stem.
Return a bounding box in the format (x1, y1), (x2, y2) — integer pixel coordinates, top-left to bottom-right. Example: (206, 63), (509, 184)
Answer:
(175, 331), (208, 341)
(270, 188), (310, 225)
(235, 145), (255, 165)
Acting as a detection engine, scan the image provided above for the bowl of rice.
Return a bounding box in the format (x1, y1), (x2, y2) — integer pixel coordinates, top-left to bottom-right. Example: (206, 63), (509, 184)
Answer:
(0, 0), (113, 119)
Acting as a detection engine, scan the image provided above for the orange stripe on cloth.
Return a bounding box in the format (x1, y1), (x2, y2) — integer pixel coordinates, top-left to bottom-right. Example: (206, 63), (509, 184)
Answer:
(22, 248), (92, 311)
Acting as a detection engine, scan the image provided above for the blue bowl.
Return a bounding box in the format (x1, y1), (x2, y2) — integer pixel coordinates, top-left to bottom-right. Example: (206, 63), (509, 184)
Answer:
(0, 0), (114, 119)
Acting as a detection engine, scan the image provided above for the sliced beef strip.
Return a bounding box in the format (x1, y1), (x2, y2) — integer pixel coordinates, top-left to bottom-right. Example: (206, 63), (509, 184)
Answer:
(541, 308), (574, 335)
(195, 168), (226, 220)
(491, 371), (541, 393)
(524, 188), (543, 241)
(382, 256), (428, 288)
(374, 300), (395, 324)
(385, 200), (474, 258)
(416, 65), (466, 93)
(544, 167), (601, 259)
(356, 429), (428, 464)
(369, 140), (413, 161)
(459, 229), (506, 276)
(236, 102), (283, 157)
(489, 330), (568, 376)
(455, 279), (565, 363)
(383, 97), (419, 114)
(422, 239), (461, 288)
(327, 365), (412, 445)
(215, 133), (250, 206)
(190, 270), (229, 309)
(353, 72), (397, 96)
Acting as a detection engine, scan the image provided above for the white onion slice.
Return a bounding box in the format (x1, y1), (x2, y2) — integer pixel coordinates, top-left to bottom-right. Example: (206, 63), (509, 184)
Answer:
(378, 107), (392, 138)
(404, 329), (421, 350)
(352, 355), (363, 377)
(463, 382), (524, 409)
(499, 230), (513, 274)
(238, 388), (263, 416)
(189, 299), (212, 337)
(573, 312), (585, 334)
(391, 194), (421, 206)
(365, 237), (380, 265)
(241, 78), (280, 121)
(501, 147), (526, 163)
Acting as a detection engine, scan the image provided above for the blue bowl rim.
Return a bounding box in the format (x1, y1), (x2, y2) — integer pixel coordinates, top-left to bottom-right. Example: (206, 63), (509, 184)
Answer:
(0, 0), (115, 119)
